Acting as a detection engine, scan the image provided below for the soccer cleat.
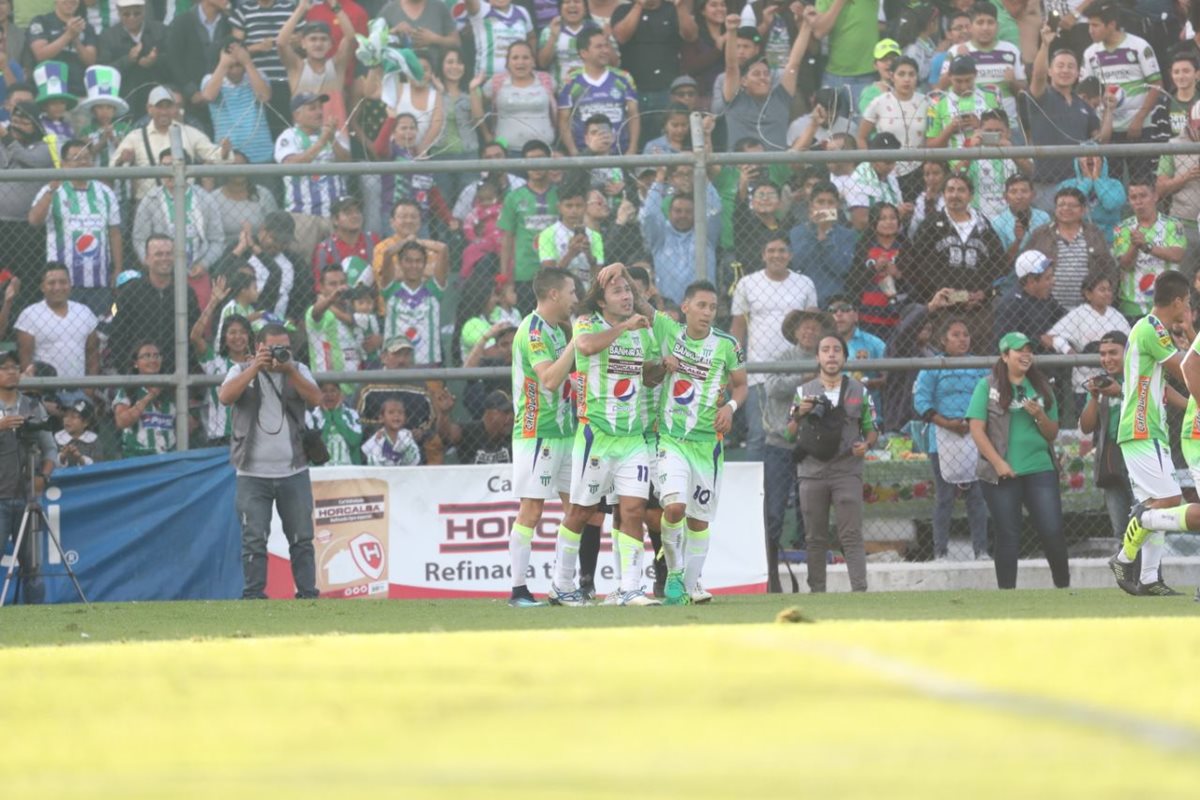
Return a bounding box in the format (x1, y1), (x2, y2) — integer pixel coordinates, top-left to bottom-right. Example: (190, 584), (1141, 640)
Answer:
(617, 588), (662, 606)
(663, 570), (690, 606)
(1136, 580), (1182, 597)
(507, 586), (546, 608)
(1108, 552), (1139, 596)
(690, 582), (714, 604)
(1121, 501), (1153, 557)
(547, 585), (590, 607)
(601, 590), (622, 606)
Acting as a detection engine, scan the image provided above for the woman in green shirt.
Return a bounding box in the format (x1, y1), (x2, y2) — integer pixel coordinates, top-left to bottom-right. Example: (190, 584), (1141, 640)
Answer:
(967, 331), (1069, 589)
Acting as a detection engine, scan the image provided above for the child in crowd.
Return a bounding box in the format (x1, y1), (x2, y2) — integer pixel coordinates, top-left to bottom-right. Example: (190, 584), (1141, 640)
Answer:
(461, 177), (505, 280)
(56, 398), (103, 467)
(361, 397), (421, 466)
(351, 287), (382, 369)
(582, 115), (625, 199)
(489, 275), (522, 328)
(218, 268), (263, 343)
(78, 66), (131, 169)
(34, 60), (76, 140)
(309, 381), (364, 466)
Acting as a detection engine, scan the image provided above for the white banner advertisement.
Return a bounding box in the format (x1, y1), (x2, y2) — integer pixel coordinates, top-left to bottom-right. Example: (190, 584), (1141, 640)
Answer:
(266, 463), (767, 599)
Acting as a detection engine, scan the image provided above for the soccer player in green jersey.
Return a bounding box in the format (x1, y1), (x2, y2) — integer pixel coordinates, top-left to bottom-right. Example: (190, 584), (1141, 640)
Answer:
(549, 264), (664, 606)
(509, 268), (578, 608)
(1110, 271), (1196, 595)
(655, 281), (747, 605)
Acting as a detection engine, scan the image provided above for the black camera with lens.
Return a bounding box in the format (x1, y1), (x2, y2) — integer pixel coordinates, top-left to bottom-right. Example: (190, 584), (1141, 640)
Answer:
(269, 345), (292, 363)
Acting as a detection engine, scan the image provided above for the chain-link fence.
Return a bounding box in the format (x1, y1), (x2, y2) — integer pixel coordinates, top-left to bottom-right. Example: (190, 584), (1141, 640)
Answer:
(7, 134), (1200, 573)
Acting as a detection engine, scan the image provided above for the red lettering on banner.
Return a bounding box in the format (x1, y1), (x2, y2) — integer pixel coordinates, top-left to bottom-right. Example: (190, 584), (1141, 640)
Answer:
(437, 502), (564, 553)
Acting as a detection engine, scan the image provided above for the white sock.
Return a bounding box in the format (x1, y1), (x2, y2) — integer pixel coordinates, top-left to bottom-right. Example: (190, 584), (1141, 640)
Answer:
(661, 515), (685, 572)
(1139, 506), (1193, 532)
(611, 528), (624, 582)
(616, 530), (642, 593)
(683, 528), (711, 592)
(1116, 551), (1133, 564)
(553, 525), (581, 592)
(1140, 532), (1166, 584)
(510, 523), (535, 590)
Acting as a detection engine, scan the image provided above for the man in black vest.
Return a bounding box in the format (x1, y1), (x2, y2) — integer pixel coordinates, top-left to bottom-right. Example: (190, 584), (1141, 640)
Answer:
(218, 323), (322, 599)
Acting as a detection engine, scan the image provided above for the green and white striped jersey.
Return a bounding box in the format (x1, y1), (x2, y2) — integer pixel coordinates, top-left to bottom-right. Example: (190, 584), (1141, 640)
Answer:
(653, 315), (745, 442)
(574, 312), (657, 437)
(113, 387), (176, 457)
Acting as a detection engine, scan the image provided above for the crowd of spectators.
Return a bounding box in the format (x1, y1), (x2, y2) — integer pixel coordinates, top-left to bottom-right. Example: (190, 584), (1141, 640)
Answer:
(3, 0), (1200, 496)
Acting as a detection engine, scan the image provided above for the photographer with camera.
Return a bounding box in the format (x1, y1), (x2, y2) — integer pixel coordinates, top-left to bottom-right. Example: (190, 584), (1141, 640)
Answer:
(0, 349), (57, 604)
(788, 332), (877, 593)
(218, 323), (322, 600)
(1078, 331), (1138, 539)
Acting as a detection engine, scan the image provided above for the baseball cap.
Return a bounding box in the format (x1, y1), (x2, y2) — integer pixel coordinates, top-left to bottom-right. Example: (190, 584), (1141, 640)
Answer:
(290, 92), (329, 112)
(1015, 251), (1052, 279)
(873, 39), (901, 60)
(261, 210), (295, 242)
(949, 55), (977, 76)
(302, 21), (332, 36)
(115, 269), (142, 288)
(384, 336), (414, 354)
(147, 85), (175, 105)
(330, 195), (362, 215)
(115, 0), (145, 7)
(998, 331), (1033, 354)
(736, 26), (762, 44)
(481, 390), (511, 413)
(669, 75), (698, 93)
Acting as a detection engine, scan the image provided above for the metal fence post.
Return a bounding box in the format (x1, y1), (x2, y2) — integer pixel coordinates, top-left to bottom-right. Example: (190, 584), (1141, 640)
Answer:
(690, 112), (708, 282)
(169, 127), (190, 452)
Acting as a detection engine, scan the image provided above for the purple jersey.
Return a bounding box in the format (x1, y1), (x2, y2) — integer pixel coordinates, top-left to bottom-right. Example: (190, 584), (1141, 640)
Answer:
(557, 68), (638, 153)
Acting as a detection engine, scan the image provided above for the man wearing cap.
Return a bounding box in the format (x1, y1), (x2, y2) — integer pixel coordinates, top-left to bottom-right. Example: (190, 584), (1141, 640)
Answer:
(667, 75), (698, 110)
(28, 139), (123, 315)
(856, 38), (901, 115)
(114, 85), (235, 201)
(611, 0), (698, 148)
(113, 233), (202, 373)
(925, 55), (1000, 149)
(28, 0), (98, 97)
(993, 250), (1064, 353)
(275, 90), (350, 263)
(938, 1), (1026, 138)
(810, 0), (879, 110)
(844, 131), (909, 231)
(557, 28), (638, 156)
(0, 101), (54, 311)
(719, 10), (811, 152)
(458, 389), (514, 465)
(97, 0), (169, 113)
(200, 39), (272, 164)
(312, 195), (380, 286)
(356, 337), (459, 459)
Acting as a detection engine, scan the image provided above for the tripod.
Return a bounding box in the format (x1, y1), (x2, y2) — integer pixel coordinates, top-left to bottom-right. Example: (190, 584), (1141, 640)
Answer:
(1, 433), (88, 607)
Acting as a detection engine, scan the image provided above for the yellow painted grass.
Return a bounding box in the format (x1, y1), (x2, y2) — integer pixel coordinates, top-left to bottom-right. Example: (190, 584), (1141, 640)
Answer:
(3, 618), (1199, 798)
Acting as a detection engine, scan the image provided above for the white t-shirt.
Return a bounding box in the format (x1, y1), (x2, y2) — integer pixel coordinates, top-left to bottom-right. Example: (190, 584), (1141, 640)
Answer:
(13, 301), (98, 378)
(861, 91), (930, 176)
(731, 271), (819, 386)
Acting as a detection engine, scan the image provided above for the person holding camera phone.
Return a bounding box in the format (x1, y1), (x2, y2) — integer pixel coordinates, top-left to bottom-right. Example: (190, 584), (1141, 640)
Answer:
(967, 331), (1070, 590)
(219, 323), (323, 600)
(0, 349), (57, 604)
(1078, 331), (1141, 539)
(789, 332), (876, 593)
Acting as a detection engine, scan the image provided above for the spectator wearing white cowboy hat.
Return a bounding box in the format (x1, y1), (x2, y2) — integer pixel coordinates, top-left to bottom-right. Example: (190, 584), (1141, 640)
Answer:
(77, 65), (131, 168)
(33, 60), (78, 141)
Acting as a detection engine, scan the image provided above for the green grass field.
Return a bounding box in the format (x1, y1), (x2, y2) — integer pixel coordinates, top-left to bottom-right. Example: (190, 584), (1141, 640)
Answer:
(3, 590), (1199, 798)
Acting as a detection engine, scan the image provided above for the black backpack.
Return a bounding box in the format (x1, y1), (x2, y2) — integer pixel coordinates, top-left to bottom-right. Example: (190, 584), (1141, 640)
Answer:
(793, 380), (849, 463)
